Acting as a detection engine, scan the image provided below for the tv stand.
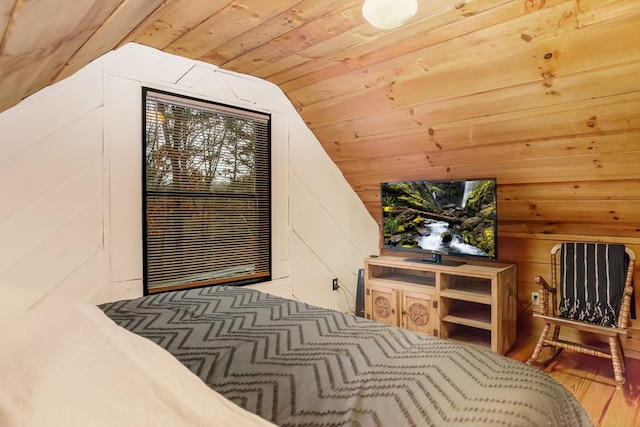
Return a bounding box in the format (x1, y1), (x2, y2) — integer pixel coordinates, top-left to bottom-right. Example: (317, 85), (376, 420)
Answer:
(404, 253), (466, 267)
(364, 256), (517, 354)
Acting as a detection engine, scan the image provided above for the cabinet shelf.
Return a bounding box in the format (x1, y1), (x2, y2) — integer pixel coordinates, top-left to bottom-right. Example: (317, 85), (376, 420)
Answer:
(367, 263), (436, 288)
(443, 324), (492, 350)
(442, 298), (491, 330)
(442, 314), (491, 330)
(364, 256), (517, 355)
(372, 273), (435, 287)
(439, 289), (491, 304)
(441, 275), (491, 295)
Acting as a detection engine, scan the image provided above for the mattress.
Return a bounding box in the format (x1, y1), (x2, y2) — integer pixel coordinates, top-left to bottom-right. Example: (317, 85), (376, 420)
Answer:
(100, 285), (593, 426)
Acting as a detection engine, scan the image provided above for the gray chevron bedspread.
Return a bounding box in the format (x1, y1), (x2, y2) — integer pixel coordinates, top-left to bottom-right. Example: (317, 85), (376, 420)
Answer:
(100, 286), (592, 427)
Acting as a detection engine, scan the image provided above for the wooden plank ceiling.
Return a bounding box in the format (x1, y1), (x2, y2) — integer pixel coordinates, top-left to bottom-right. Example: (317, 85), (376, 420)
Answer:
(1, 0), (640, 239)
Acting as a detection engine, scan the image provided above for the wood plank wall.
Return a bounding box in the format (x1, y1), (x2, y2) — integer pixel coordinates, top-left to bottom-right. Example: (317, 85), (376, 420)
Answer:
(292, 1), (640, 354)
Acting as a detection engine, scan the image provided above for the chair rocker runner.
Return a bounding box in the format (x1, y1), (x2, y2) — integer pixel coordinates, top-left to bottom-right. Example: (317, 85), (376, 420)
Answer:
(527, 242), (636, 388)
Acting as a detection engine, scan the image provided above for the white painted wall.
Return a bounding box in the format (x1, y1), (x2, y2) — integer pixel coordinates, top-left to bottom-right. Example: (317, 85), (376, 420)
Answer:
(0, 44), (379, 318)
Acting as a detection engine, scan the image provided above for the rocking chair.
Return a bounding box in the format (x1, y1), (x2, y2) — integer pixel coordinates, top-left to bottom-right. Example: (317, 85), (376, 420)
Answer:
(527, 242), (636, 388)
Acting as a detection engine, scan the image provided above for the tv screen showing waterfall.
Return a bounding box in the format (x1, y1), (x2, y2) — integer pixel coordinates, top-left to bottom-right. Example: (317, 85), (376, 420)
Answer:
(381, 178), (498, 261)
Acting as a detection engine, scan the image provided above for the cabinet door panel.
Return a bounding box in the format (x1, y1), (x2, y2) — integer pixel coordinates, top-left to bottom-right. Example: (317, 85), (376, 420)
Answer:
(402, 291), (433, 335)
(370, 286), (398, 326)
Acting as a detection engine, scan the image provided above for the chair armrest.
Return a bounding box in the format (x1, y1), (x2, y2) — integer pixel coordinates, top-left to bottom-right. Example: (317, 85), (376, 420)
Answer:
(535, 276), (555, 294)
(535, 276), (555, 315)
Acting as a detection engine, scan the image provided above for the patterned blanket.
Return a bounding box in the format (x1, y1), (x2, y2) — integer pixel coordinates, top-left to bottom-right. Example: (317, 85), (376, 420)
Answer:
(100, 286), (592, 427)
(559, 242), (627, 327)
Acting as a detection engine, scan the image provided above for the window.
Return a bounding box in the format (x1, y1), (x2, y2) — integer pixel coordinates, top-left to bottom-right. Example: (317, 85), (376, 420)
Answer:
(143, 88), (271, 294)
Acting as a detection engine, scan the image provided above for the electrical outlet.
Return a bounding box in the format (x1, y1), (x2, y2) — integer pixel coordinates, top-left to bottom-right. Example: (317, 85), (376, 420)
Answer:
(531, 292), (539, 305)
(332, 278), (339, 291)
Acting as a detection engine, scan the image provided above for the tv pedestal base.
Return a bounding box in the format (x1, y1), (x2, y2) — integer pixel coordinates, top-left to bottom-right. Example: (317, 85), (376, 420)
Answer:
(404, 255), (466, 267)
(364, 256), (517, 355)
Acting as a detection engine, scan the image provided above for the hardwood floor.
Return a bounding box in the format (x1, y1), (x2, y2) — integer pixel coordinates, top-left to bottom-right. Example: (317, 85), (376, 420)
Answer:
(507, 335), (640, 427)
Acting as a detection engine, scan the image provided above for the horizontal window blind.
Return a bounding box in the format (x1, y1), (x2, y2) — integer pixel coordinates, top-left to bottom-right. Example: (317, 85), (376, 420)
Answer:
(143, 88), (271, 293)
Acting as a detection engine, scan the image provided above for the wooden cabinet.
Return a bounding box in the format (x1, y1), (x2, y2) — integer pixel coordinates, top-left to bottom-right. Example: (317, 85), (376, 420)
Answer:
(367, 280), (436, 335)
(364, 256), (517, 355)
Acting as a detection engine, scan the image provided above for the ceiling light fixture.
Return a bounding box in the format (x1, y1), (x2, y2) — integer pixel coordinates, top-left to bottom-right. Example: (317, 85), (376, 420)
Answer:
(362, 0), (418, 30)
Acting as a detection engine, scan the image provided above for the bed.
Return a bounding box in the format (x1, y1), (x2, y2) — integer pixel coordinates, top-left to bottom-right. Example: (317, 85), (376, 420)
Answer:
(96, 285), (593, 427)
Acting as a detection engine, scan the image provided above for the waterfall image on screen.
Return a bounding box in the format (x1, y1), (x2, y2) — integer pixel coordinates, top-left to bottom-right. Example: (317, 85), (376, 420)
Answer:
(381, 178), (497, 259)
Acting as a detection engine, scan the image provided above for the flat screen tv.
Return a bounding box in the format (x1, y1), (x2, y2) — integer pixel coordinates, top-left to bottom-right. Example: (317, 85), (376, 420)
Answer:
(380, 178), (498, 265)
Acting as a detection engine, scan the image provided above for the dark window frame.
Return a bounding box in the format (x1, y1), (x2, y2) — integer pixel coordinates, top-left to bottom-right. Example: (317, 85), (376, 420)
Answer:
(142, 87), (271, 294)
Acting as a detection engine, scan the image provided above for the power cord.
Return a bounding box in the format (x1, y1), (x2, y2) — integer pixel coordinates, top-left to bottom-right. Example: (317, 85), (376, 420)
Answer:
(337, 281), (356, 314)
(332, 277), (357, 315)
(520, 299), (536, 315)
